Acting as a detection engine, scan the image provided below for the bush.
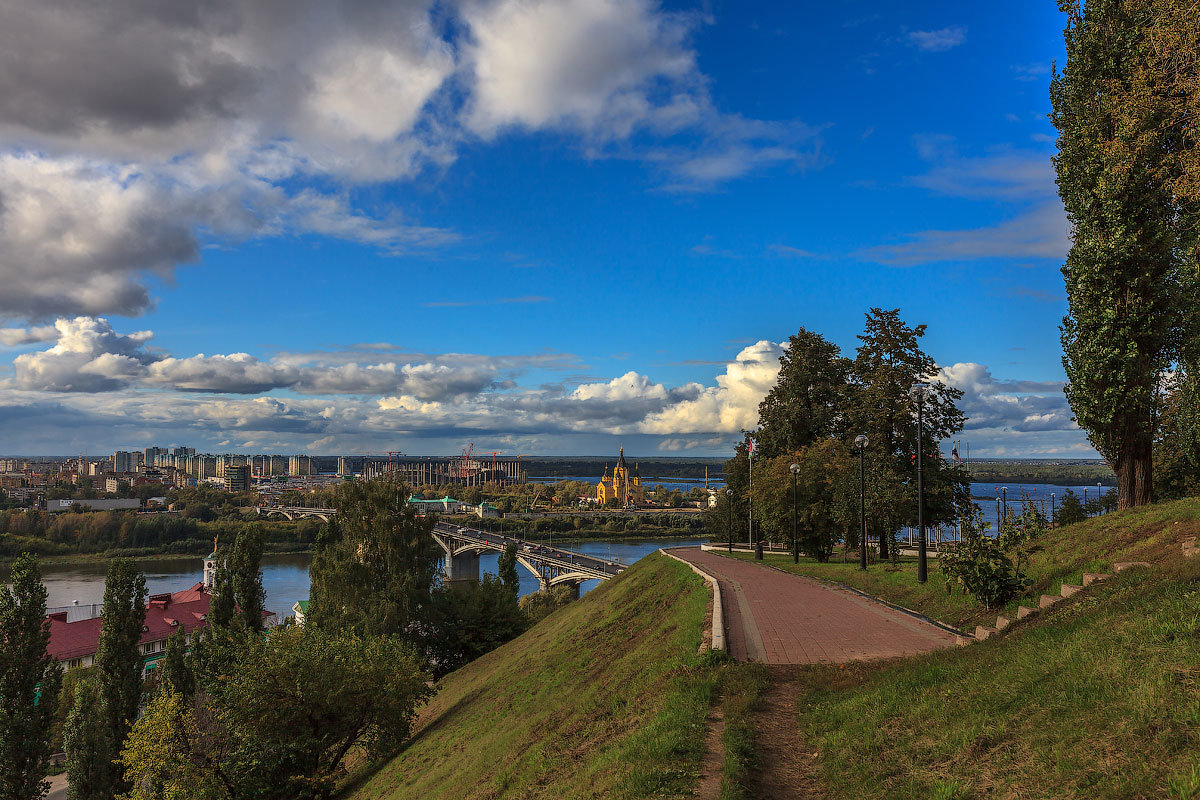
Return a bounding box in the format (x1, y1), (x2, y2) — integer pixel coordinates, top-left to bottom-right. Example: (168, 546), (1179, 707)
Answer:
(940, 510), (1030, 609)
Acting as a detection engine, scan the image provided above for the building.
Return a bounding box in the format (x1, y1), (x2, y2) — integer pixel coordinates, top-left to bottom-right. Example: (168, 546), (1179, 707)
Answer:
(48, 498), (141, 512)
(292, 600), (309, 627)
(112, 451), (136, 473)
(172, 446), (196, 457)
(597, 448), (643, 506)
(224, 463), (251, 493)
(289, 455), (313, 476)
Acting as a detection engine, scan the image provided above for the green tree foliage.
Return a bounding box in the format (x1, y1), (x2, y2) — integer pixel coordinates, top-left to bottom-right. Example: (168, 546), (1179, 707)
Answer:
(307, 480), (440, 638)
(518, 585), (578, 625)
(1054, 489), (1087, 527)
(230, 525), (266, 631)
(64, 677), (115, 800)
(1051, 0), (1199, 508)
(93, 558), (147, 797)
(157, 627), (194, 699)
(0, 554), (62, 800)
(497, 543), (520, 599)
(208, 556), (237, 629)
(753, 443), (855, 562)
(120, 627), (433, 800)
(423, 577), (527, 677)
(754, 328), (851, 459)
(1155, 370), (1200, 500)
(939, 510), (1032, 609)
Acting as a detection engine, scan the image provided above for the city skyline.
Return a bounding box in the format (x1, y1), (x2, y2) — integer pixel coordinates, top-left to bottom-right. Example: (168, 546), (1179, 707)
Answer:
(0, 1), (1082, 458)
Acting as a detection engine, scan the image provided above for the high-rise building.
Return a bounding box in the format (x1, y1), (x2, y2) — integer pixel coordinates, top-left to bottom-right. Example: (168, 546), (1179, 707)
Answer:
(113, 451), (135, 473)
(171, 446), (196, 458)
(288, 455), (312, 477)
(337, 456), (357, 476)
(197, 456), (218, 480)
(144, 446), (167, 463)
(224, 464), (251, 493)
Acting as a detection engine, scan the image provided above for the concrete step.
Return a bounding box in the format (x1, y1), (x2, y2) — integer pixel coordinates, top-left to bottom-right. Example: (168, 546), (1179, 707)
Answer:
(1082, 572), (1111, 586)
(995, 615), (1012, 630)
(1016, 605), (1037, 620)
(955, 635), (973, 647)
(1060, 583), (1083, 598)
(974, 625), (998, 640)
(1114, 561), (1152, 573)
(1039, 594), (1061, 609)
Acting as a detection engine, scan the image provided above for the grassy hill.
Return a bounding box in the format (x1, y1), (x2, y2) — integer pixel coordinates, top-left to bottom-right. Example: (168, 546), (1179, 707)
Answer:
(344, 552), (717, 800)
(784, 498), (1200, 798)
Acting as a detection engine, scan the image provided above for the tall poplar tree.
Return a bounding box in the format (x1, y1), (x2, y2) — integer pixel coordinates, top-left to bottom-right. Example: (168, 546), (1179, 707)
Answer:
(1051, 0), (1188, 507)
(230, 524), (266, 631)
(0, 554), (61, 800)
(63, 677), (114, 800)
(93, 558), (147, 796)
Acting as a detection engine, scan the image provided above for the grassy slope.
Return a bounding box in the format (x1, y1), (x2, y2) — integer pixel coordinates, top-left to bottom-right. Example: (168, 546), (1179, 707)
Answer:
(787, 498), (1200, 799)
(718, 497), (1200, 631)
(346, 552), (715, 800)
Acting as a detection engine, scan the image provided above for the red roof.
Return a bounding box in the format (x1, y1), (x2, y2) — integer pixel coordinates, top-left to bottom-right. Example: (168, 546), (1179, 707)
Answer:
(47, 582), (212, 662)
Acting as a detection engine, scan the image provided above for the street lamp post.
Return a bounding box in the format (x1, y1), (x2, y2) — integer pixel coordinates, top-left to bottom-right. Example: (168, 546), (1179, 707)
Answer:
(911, 384), (929, 583)
(1001, 486), (1008, 524)
(1097, 482), (1102, 514)
(790, 463), (800, 564)
(1051, 492), (1056, 525)
(726, 488), (734, 554)
(855, 435), (868, 571)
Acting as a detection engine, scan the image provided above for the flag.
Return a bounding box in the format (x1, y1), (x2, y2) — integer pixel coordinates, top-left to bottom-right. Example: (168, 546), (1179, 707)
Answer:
(747, 439), (755, 457)
(951, 444), (961, 464)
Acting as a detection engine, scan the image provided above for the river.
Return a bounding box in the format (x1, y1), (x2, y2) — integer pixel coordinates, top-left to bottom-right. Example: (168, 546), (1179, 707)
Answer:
(34, 538), (706, 619)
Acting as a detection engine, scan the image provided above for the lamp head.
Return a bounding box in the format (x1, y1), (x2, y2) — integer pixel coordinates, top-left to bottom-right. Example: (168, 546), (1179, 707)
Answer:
(910, 382), (930, 400)
(725, 488), (732, 496)
(789, 463), (800, 474)
(854, 434), (868, 450)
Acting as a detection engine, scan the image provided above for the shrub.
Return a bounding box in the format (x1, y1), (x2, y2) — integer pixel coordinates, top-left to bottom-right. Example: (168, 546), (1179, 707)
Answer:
(940, 510), (1030, 609)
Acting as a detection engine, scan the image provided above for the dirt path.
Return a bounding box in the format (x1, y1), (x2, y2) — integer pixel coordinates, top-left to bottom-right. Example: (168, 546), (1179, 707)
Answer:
(749, 667), (824, 800)
(694, 703), (725, 799)
(673, 547), (957, 663)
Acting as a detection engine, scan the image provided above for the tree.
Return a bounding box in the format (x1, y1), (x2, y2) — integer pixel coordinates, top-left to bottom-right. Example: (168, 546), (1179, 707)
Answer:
(230, 525), (266, 632)
(208, 557), (237, 629)
(497, 543), (520, 599)
(752, 443), (855, 562)
(0, 553), (62, 800)
(422, 577), (527, 677)
(64, 677), (114, 800)
(1054, 489), (1087, 527)
(1154, 369), (1200, 499)
(307, 480), (441, 639)
(93, 558), (147, 796)
(754, 328), (851, 459)
(121, 627), (433, 800)
(850, 309), (968, 556)
(157, 627), (194, 699)
(519, 585), (577, 626)
(1051, 0), (1193, 508)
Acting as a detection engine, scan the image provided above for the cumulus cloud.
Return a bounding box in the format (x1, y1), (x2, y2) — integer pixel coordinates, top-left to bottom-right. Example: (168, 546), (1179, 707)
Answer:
(937, 362), (1075, 433)
(0, 324), (58, 347)
(11, 317), (157, 392)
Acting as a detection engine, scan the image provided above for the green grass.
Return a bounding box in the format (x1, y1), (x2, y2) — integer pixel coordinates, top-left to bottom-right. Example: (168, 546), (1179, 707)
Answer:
(714, 663), (769, 800)
(716, 497), (1200, 631)
(344, 552), (717, 800)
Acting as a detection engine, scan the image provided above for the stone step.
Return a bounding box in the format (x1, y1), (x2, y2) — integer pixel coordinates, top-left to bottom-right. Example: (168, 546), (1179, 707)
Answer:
(1060, 583), (1083, 598)
(1183, 540), (1198, 557)
(995, 615), (1012, 630)
(1114, 561), (1152, 573)
(974, 625), (998, 640)
(1082, 572), (1111, 586)
(1039, 594), (1061, 609)
(1016, 605), (1037, 620)
(955, 635), (972, 647)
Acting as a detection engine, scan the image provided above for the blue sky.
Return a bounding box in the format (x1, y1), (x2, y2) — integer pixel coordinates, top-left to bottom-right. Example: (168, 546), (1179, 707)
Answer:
(0, 0), (1088, 458)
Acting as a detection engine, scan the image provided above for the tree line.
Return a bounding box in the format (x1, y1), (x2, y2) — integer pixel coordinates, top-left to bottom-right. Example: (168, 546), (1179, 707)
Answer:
(708, 308), (969, 561)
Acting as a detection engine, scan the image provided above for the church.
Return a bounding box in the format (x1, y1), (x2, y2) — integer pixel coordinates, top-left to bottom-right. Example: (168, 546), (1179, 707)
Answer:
(597, 448), (643, 506)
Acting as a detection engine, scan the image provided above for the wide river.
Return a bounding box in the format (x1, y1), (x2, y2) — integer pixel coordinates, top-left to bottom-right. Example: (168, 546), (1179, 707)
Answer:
(35, 538), (705, 619)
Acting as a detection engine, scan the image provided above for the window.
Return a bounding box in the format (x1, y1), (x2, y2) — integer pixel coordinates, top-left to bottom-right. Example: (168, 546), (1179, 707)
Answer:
(66, 658), (83, 670)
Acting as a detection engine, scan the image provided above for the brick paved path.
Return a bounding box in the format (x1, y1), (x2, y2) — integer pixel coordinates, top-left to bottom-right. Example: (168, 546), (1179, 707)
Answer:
(673, 547), (958, 664)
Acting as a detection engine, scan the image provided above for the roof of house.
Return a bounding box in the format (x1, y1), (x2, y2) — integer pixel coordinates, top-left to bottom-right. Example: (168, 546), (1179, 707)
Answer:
(294, 600), (310, 613)
(47, 582), (212, 662)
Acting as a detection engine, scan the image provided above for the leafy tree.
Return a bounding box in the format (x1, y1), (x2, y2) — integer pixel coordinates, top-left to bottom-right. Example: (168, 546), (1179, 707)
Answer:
(1154, 369), (1200, 500)
(519, 585), (578, 626)
(64, 677), (114, 800)
(1053, 489), (1087, 527)
(208, 557), (237, 629)
(753, 444), (854, 562)
(849, 308), (968, 557)
(754, 328), (851, 459)
(157, 627), (194, 699)
(121, 627), (432, 800)
(93, 558), (147, 797)
(1051, 0), (1195, 507)
(230, 525), (266, 631)
(497, 543), (520, 599)
(423, 577), (526, 677)
(307, 480), (440, 639)
(0, 553), (62, 800)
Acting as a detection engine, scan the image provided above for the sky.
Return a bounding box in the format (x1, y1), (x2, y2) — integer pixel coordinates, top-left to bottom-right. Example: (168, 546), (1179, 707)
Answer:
(0, 0), (1090, 459)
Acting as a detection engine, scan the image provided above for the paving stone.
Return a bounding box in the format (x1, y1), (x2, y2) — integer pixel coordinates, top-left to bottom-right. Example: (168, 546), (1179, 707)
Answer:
(1060, 583), (1083, 598)
(1082, 572), (1111, 586)
(671, 548), (959, 664)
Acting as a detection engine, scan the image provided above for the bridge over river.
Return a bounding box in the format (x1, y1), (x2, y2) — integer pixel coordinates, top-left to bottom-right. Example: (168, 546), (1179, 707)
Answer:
(254, 506), (627, 594)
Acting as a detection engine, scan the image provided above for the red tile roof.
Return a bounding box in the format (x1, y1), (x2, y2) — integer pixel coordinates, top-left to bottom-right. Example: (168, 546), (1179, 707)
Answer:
(47, 582), (211, 662)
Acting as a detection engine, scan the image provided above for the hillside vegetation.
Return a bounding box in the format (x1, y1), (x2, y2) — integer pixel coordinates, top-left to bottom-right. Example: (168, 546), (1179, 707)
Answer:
(345, 552), (716, 800)
(788, 498), (1200, 798)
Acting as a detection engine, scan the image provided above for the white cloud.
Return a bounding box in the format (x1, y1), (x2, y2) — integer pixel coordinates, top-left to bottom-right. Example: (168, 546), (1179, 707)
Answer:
(907, 26), (967, 52)
(858, 203), (1070, 265)
(11, 316), (156, 391)
(937, 362), (1075, 433)
(0, 325), (58, 347)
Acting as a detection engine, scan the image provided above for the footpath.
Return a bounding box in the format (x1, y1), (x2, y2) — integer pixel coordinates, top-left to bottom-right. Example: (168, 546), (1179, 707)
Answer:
(671, 547), (957, 663)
